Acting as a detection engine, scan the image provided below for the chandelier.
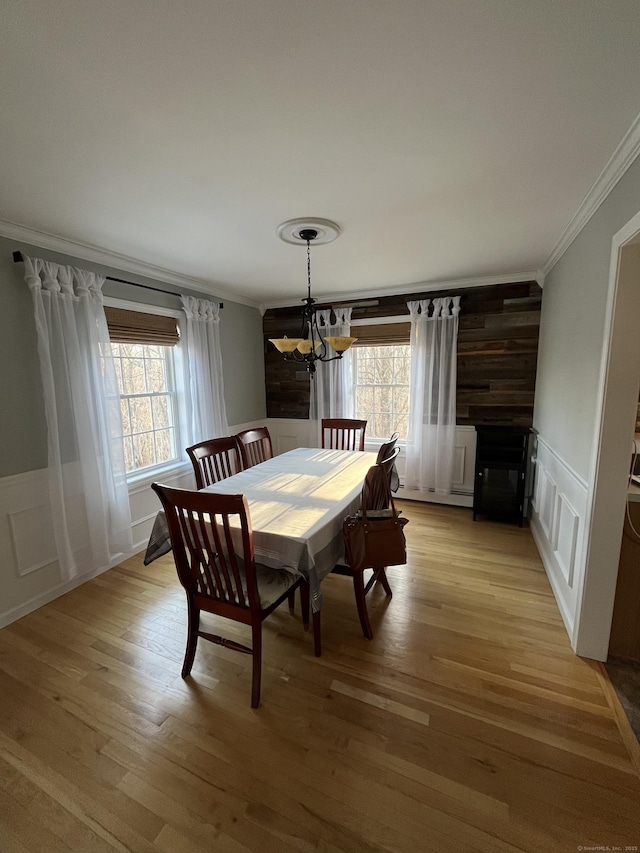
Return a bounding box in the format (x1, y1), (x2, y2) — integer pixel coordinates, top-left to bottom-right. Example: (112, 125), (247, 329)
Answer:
(269, 218), (357, 374)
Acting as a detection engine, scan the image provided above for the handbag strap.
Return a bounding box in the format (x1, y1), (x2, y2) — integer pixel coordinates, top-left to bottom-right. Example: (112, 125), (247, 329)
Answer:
(361, 495), (400, 521)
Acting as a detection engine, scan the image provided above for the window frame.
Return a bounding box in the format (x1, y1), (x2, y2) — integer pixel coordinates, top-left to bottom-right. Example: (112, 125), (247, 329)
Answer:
(104, 297), (190, 489)
(350, 316), (411, 445)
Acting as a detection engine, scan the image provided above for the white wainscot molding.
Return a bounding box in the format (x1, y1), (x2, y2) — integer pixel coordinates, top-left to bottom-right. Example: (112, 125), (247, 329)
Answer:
(128, 462), (194, 553)
(266, 420), (477, 508)
(267, 418), (317, 455)
(0, 460), (196, 629)
(529, 435), (588, 642)
(0, 467), (64, 628)
(400, 426), (477, 507)
(3, 469), (57, 579)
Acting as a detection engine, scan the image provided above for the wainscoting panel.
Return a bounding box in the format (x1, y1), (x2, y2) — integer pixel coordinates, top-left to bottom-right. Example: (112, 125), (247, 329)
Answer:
(8, 502), (56, 576)
(0, 467), (64, 628)
(0, 463), (194, 628)
(127, 462), (194, 553)
(530, 434), (589, 641)
(266, 420), (478, 509)
(555, 496), (580, 588)
(268, 418), (316, 455)
(537, 468), (557, 542)
(0, 420), (267, 628)
(401, 425), (477, 507)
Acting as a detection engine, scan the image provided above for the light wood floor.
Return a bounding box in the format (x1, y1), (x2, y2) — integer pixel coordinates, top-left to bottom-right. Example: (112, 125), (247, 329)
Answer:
(1, 501), (639, 852)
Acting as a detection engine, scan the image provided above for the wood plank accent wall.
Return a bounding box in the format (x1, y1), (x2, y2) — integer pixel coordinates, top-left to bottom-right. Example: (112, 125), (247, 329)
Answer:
(263, 280), (542, 426)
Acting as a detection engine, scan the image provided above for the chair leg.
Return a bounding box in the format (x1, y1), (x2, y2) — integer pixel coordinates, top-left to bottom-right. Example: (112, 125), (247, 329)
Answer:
(300, 582), (310, 631)
(312, 609), (322, 657)
(288, 589), (295, 615)
(353, 572), (374, 640)
(251, 622), (262, 709)
(181, 598), (200, 678)
(377, 567), (393, 597)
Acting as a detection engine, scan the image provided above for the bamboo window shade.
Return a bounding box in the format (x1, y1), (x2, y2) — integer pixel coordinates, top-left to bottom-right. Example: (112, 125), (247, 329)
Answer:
(351, 321), (411, 346)
(104, 307), (180, 347)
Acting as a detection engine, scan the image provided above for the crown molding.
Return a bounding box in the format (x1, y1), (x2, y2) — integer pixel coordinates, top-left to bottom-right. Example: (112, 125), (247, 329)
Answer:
(541, 111), (640, 278)
(259, 270), (540, 312)
(0, 219), (258, 308)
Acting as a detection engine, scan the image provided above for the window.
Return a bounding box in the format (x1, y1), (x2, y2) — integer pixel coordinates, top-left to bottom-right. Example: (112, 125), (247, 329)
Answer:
(353, 344), (411, 440)
(105, 302), (183, 477)
(111, 342), (180, 474)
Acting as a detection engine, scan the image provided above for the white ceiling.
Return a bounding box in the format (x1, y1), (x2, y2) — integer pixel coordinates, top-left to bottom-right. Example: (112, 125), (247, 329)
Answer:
(2, 0), (640, 306)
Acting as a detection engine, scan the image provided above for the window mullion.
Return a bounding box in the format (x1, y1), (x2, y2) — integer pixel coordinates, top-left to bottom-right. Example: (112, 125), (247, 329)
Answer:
(353, 343), (411, 440)
(110, 339), (181, 476)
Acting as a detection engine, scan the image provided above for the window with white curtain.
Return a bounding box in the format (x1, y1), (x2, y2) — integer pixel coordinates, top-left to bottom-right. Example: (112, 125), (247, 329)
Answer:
(105, 299), (185, 478)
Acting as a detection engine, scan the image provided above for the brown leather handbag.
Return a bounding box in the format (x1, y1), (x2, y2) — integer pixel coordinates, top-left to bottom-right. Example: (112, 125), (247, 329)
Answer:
(343, 498), (409, 573)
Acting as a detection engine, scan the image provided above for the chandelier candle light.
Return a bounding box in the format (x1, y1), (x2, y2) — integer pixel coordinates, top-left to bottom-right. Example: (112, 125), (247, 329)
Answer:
(269, 218), (357, 374)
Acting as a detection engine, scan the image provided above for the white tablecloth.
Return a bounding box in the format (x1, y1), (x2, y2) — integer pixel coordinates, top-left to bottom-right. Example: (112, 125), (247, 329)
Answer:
(202, 447), (376, 610)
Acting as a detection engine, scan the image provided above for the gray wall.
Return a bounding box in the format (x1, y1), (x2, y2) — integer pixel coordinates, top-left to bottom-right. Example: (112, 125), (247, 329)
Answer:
(533, 156), (640, 478)
(0, 235), (266, 479)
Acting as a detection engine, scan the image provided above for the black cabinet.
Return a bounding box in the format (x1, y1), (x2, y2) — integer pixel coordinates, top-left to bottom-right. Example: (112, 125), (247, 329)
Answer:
(473, 427), (530, 526)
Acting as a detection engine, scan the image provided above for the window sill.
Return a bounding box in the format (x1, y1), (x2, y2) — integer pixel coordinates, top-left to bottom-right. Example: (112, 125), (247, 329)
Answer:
(364, 440), (407, 451)
(127, 459), (192, 495)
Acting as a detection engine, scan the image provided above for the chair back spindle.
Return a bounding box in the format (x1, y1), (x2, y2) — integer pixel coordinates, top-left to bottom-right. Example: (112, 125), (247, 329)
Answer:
(152, 485), (258, 612)
(377, 442), (401, 493)
(186, 436), (242, 489)
(376, 432), (399, 465)
(321, 419), (367, 451)
(235, 427), (273, 469)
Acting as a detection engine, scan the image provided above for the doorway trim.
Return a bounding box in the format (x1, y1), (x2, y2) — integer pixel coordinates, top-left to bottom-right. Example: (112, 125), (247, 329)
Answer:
(573, 209), (640, 659)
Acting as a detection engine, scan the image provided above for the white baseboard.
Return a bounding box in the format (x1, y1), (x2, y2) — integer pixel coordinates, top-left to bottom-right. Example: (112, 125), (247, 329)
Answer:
(400, 487), (473, 508)
(0, 546), (140, 630)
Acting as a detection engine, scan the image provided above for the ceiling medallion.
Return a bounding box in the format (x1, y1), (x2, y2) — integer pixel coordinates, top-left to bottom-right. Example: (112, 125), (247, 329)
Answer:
(276, 217), (341, 246)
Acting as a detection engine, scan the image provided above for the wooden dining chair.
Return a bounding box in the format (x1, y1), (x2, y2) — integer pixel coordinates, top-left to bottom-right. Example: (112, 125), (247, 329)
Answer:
(321, 418), (367, 451)
(331, 456), (399, 639)
(186, 436), (243, 489)
(235, 427), (273, 468)
(376, 432), (399, 465)
(151, 483), (320, 708)
(376, 433), (400, 492)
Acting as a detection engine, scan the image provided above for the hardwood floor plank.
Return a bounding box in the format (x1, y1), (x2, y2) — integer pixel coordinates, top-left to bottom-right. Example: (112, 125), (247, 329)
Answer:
(0, 787), (74, 853)
(0, 824), (32, 853)
(329, 679), (432, 726)
(0, 731), (158, 853)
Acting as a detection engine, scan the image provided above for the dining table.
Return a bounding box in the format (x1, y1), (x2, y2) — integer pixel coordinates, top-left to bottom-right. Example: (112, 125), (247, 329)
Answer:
(145, 446), (378, 613)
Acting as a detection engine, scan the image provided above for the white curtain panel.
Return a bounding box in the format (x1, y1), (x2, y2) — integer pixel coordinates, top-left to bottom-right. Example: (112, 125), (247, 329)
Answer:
(405, 296), (461, 495)
(24, 256), (132, 581)
(309, 307), (354, 445)
(180, 296), (229, 445)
